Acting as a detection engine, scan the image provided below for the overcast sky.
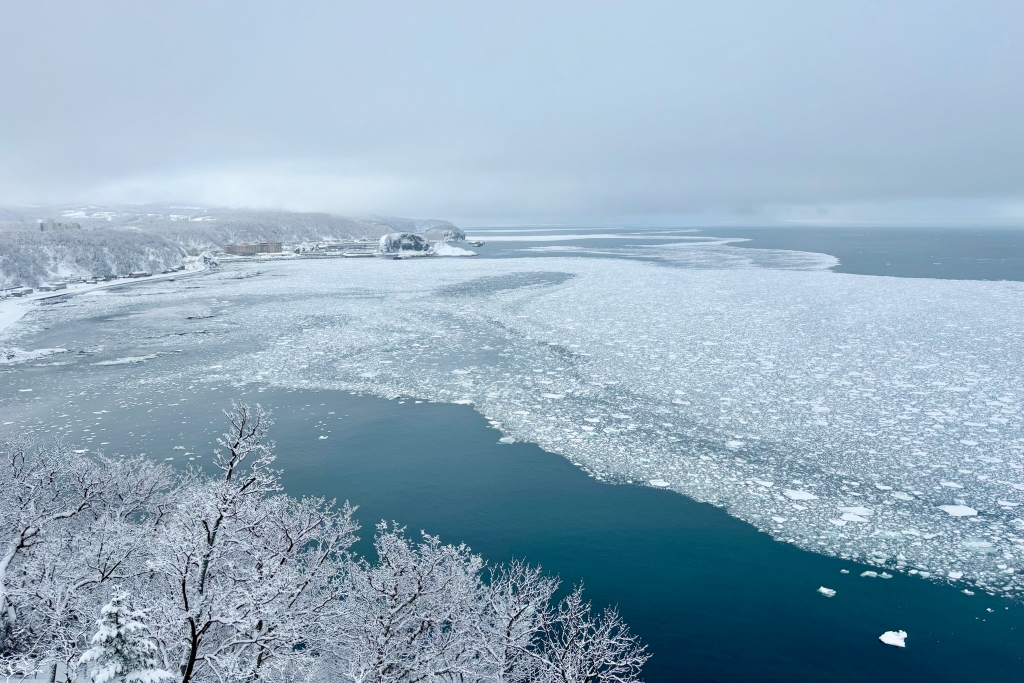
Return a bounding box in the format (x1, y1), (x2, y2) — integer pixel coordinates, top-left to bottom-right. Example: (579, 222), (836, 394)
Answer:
(2, 1), (1022, 225)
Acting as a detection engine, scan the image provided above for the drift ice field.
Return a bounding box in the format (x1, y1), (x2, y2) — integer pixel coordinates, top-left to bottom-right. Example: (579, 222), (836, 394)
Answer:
(3, 237), (1023, 598)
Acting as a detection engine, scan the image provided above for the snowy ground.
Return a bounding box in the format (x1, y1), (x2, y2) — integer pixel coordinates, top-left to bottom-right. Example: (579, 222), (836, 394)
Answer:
(0, 263), (206, 338)
(3, 240), (1023, 597)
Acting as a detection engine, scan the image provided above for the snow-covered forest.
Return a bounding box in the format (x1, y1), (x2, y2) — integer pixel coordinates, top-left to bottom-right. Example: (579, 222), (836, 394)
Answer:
(0, 226), (187, 288)
(0, 404), (647, 683)
(0, 206), (457, 287)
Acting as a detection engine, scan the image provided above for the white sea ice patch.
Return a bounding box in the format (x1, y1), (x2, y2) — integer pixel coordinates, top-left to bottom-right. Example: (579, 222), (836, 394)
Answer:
(939, 505), (977, 517)
(838, 506), (873, 516)
(92, 354), (160, 366)
(433, 242), (476, 257)
(817, 587), (836, 597)
(784, 489), (818, 500)
(649, 479), (670, 488)
(841, 513), (870, 523)
(1, 347), (68, 365)
(879, 630), (907, 648)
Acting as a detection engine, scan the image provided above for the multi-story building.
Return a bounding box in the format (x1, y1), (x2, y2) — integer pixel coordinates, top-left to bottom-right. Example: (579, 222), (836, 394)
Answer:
(39, 218), (81, 232)
(223, 241), (283, 255)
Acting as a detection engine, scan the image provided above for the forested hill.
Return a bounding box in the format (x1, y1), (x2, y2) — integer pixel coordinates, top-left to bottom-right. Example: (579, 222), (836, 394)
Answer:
(0, 205), (456, 287)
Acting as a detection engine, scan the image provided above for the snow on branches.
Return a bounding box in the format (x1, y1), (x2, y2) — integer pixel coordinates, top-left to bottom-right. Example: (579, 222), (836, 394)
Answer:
(0, 404), (648, 683)
(78, 593), (172, 683)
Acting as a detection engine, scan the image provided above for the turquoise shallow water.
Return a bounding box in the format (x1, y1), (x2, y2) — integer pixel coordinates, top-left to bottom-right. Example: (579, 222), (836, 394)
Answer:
(5, 386), (1020, 682)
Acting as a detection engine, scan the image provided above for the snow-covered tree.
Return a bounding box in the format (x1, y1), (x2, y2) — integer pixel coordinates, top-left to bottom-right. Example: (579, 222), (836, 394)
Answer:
(0, 404), (649, 683)
(78, 593), (172, 683)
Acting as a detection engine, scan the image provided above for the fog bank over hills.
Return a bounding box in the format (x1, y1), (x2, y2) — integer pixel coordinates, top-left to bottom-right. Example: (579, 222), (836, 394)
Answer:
(0, 204), (455, 287)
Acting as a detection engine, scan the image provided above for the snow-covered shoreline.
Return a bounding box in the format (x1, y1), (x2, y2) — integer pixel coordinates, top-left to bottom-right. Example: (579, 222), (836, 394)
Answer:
(0, 264), (207, 338)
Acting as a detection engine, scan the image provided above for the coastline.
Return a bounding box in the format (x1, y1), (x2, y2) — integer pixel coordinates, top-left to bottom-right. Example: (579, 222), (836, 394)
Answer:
(0, 263), (207, 337)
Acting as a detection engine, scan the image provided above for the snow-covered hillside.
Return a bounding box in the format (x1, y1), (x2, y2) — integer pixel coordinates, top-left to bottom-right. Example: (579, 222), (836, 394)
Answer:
(0, 205), (458, 287)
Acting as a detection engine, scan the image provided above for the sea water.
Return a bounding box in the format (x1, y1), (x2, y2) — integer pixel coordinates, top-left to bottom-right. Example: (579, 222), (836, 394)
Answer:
(2, 227), (1024, 680)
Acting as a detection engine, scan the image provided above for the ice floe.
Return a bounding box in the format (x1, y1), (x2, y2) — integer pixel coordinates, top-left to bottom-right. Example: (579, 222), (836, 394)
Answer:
(1, 347), (68, 365)
(939, 505), (978, 517)
(878, 630), (907, 647)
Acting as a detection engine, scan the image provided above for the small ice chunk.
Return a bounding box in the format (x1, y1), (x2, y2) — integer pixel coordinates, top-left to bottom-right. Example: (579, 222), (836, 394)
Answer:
(962, 589), (975, 595)
(879, 630), (907, 648)
(319, 435), (328, 440)
(892, 492), (914, 501)
(880, 572), (893, 579)
(541, 393), (565, 399)
(874, 483), (893, 491)
(840, 569), (850, 574)
(939, 505), (977, 517)
(940, 481), (964, 489)
(726, 440), (746, 449)
(841, 513), (870, 522)
(829, 519), (848, 527)
(752, 478), (774, 488)
(784, 489), (818, 501)
(817, 586), (836, 597)
(948, 571), (964, 580)
(772, 516), (787, 523)
(649, 479), (670, 488)
(498, 436), (516, 444)
(861, 571), (878, 578)
(839, 506), (873, 516)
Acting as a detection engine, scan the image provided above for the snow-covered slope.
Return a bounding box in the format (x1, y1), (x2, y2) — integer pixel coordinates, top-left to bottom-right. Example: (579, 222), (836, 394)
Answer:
(0, 205), (458, 286)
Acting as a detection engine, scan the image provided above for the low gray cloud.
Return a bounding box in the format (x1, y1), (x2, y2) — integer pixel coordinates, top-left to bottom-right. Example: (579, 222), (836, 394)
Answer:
(2, 1), (1022, 225)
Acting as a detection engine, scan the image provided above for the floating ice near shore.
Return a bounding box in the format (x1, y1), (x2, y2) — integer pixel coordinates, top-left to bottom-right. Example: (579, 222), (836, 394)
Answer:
(879, 630), (907, 647)
(5, 240), (1024, 598)
(92, 354), (160, 366)
(1, 347), (67, 365)
(817, 586), (836, 597)
(433, 242), (476, 257)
